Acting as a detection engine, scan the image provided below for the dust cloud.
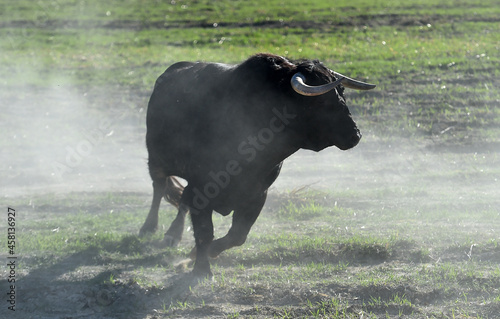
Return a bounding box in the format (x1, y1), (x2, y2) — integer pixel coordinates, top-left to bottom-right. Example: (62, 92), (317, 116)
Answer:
(0, 78), (150, 198)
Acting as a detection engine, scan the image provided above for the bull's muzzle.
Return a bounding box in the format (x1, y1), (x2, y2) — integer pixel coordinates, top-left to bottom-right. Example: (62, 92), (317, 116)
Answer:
(338, 129), (362, 150)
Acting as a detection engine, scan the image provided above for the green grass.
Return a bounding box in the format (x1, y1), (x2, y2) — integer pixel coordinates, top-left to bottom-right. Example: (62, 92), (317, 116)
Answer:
(3, 187), (500, 316)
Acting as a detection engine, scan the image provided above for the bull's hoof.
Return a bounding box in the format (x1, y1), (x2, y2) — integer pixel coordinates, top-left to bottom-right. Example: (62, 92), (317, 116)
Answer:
(163, 225), (184, 246)
(191, 258), (213, 279)
(191, 267), (213, 280)
(139, 225), (157, 237)
(163, 234), (181, 247)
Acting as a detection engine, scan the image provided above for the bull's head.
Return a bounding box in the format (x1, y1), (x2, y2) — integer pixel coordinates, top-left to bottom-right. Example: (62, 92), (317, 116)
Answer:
(288, 64), (375, 152)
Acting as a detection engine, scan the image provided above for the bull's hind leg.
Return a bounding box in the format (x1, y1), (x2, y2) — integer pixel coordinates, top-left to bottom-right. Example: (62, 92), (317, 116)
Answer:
(208, 193), (267, 258)
(140, 178), (165, 236)
(178, 185), (215, 277)
(163, 202), (189, 247)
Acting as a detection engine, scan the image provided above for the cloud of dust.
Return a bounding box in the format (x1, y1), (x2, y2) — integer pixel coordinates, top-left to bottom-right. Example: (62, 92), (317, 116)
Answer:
(1, 79), (151, 198)
(0, 23), (150, 198)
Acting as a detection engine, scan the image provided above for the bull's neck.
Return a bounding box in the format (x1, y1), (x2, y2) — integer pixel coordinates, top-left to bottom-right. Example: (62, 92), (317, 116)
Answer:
(238, 105), (302, 173)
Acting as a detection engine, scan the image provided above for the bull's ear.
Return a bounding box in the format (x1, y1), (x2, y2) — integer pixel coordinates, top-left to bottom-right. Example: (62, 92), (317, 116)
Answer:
(269, 55), (296, 71)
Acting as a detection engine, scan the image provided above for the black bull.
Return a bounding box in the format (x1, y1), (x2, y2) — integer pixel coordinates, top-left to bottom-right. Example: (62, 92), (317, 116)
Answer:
(139, 53), (375, 277)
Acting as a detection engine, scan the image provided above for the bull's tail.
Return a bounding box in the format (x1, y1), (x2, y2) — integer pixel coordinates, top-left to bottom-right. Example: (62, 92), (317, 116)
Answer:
(164, 176), (184, 208)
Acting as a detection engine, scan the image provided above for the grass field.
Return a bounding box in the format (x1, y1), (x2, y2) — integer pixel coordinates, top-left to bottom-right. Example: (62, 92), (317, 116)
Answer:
(1, 0), (500, 318)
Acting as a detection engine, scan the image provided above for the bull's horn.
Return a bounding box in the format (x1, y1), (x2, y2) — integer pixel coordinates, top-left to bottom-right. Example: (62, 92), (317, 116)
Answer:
(332, 71), (376, 90)
(291, 72), (376, 96)
(291, 72), (344, 96)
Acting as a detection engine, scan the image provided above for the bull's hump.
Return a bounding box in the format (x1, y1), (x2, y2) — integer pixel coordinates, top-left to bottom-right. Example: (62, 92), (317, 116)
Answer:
(169, 61), (234, 74)
(210, 62), (235, 71)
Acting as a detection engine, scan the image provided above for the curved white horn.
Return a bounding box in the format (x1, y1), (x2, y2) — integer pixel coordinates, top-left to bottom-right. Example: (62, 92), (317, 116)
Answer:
(291, 72), (344, 96)
(332, 71), (376, 90)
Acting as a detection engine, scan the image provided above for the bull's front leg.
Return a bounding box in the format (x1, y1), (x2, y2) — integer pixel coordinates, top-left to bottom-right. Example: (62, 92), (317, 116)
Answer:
(190, 205), (214, 278)
(208, 192), (266, 258)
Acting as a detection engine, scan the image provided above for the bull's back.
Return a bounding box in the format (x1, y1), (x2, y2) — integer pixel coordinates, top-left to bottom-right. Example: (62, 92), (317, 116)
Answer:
(153, 61), (197, 90)
(145, 61), (236, 176)
(149, 61), (234, 115)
